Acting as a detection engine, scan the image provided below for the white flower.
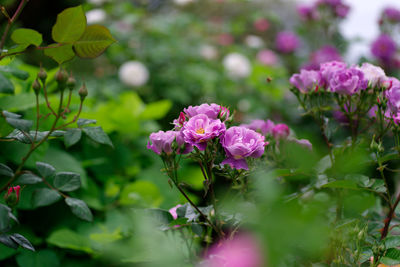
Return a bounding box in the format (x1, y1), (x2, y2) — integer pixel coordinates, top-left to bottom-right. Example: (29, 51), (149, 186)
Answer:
(357, 62), (386, 88)
(119, 61), (149, 87)
(223, 53), (251, 79)
(174, 0), (195, 6)
(244, 35), (264, 49)
(200, 45), (218, 60)
(86, 9), (107, 24)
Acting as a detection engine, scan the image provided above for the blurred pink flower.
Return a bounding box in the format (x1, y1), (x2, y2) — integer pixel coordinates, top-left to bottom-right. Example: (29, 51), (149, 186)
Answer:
(257, 50), (278, 66)
(253, 18), (270, 32)
(169, 204), (182, 220)
(200, 233), (264, 267)
(217, 34), (234, 46)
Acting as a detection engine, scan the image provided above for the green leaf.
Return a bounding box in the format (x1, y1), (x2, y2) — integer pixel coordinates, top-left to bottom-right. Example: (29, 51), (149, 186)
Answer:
(381, 248), (400, 265)
(65, 198), (93, 222)
(0, 204), (10, 231)
(191, 223), (203, 236)
(77, 118), (96, 127)
(54, 172), (81, 192)
(36, 162), (56, 179)
(44, 44), (75, 64)
(0, 235), (18, 249)
(32, 188), (61, 208)
(47, 229), (93, 253)
(73, 25), (116, 58)
(0, 66), (29, 80)
(64, 128), (82, 148)
(321, 180), (359, 190)
(52, 6), (86, 43)
(0, 73), (14, 94)
(15, 173), (42, 184)
(0, 94), (36, 111)
(0, 244), (18, 260)
(82, 126), (113, 147)
(140, 100), (172, 120)
(2, 110), (21, 119)
(0, 163), (13, 177)
(10, 234), (35, 251)
(16, 249), (60, 267)
(176, 203), (199, 222)
(11, 28), (42, 46)
(386, 236), (400, 249)
(5, 117), (33, 132)
(119, 180), (163, 207)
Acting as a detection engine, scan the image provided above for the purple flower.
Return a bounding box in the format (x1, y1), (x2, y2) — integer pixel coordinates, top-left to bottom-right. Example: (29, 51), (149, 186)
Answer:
(169, 204), (182, 220)
(328, 68), (368, 95)
(184, 103), (224, 120)
(356, 63), (386, 88)
(242, 119), (275, 136)
(386, 85), (400, 114)
(182, 114), (226, 151)
(147, 130), (192, 155)
(200, 233), (264, 267)
(297, 5), (317, 21)
(382, 76), (400, 90)
(320, 61), (347, 86)
(173, 112), (187, 129)
(304, 46), (342, 70)
(275, 31), (300, 54)
(335, 3), (350, 18)
(220, 126), (266, 170)
(290, 69), (322, 93)
(371, 34), (397, 62)
(272, 124), (290, 139)
(383, 7), (400, 22)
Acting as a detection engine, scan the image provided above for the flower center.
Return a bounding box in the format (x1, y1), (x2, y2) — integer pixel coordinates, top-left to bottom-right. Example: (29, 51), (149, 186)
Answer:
(196, 128), (205, 134)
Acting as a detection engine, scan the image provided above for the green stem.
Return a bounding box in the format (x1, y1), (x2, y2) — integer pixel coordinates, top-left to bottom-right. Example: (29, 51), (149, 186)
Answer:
(0, 0), (28, 51)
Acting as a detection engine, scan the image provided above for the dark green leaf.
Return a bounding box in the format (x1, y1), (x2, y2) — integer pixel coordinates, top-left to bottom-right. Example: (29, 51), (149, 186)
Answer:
(16, 249), (60, 267)
(381, 248), (400, 265)
(0, 204), (10, 231)
(321, 180), (359, 190)
(0, 94), (36, 111)
(11, 28), (42, 46)
(73, 25), (116, 58)
(386, 236), (400, 249)
(0, 163), (13, 177)
(52, 5), (86, 43)
(2, 111), (21, 119)
(44, 44), (75, 64)
(191, 224), (203, 236)
(32, 188), (61, 208)
(10, 234), (35, 251)
(82, 126), (113, 147)
(0, 73), (14, 94)
(36, 162), (56, 179)
(177, 204), (199, 222)
(54, 172), (81, 192)
(146, 208), (173, 226)
(65, 198), (93, 221)
(6, 129), (31, 144)
(0, 235), (18, 249)
(15, 173), (42, 185)
(77, 118), (96, 127)
(64, 128), (82, 148)
(5, 117), (32, 132)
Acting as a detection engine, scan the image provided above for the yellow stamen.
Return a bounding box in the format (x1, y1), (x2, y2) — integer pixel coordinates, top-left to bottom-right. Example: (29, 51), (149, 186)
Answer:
(196, 128), (205, 134)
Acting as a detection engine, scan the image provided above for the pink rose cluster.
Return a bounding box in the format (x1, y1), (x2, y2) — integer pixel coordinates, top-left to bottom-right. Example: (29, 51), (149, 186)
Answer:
(147, 103), (268, 170)
(297, 0), (350, 21)
(290, 61), (390, 95)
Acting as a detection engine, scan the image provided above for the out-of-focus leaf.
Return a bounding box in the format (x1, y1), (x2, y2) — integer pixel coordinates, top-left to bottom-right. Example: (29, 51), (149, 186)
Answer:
(16, 249), (59, 267)
(77, 118), (96, 127)
(119, 180), (163, 207)
(11, 28), (42, 46)
(5, 117), (32, 132)
(15, 173), (42, 184)
(140, 100), (172, 120)
(0, 73), (14, 94)
(47, 229), (93, 253)
(0, 163), (13, 177)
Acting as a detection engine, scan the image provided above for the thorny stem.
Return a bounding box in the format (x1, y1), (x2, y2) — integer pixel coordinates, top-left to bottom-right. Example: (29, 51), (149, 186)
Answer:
(376, 152), (392, 207)
(0, 0), (28, 52)
(381, 191), (400, 240)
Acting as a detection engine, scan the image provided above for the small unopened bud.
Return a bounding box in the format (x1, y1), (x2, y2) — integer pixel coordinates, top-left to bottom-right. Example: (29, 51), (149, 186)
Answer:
(66, 75), (76, 90)
(37, 67), (47, 82)
(32, 79), (41, 94)
(56, 68), (68, 85)
(78, 83), (88, 101)
(4, 185), (21, 207)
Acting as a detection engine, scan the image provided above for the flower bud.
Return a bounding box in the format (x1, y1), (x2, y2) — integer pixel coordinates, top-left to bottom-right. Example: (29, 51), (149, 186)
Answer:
(78, 83), (88, 101)
(37, 67), (47, 82)
(66, 75), (76, 90)
(4, 185), (20, 207)
(56, 68), (68, 85)
(32, 79), (41, 95)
